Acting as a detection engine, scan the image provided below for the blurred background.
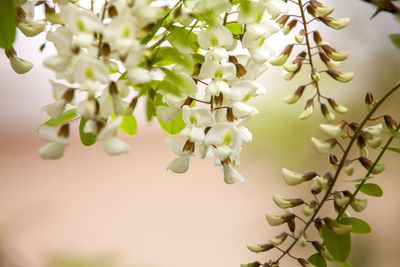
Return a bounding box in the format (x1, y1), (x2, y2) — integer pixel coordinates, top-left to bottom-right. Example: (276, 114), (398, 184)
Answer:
(0, 1), (399, 266)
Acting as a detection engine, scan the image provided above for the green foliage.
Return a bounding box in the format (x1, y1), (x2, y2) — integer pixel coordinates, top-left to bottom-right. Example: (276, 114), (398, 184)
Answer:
(356, 183), (383, 197)
(338, 217), (372, 234)
(331, 260), (354, 267)
(387, 146), (400, 153)
(79, 117), (98, 146)
(158, 112), (186, 135)
(308, 253), (327, 267)
(120, 115), (137, 136)
(43, 109), (77, 128)
(168, 26), (199, 53)
(320, 225), (351, 262)
(160, 67), (196, 96)
(146, 97), (156, 121)
(390, 34), (400, 49)
(225, 23), (243, 35)
(153, 46), (192, 70)
(0, 0), (16, 49)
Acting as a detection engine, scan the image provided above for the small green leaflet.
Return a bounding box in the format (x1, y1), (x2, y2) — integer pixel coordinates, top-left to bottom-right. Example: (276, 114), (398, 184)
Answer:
(338, 217), (371, 234)
(225, 23), (243, 35)
(157, 112), (186, 135)
(308, 253), (327, 267)
(390, 34), (400, 49)
(79, 117), (98, 146)
(320, 225), (351, 262)
(0, 0), (17, 49)
(152, 47), (193, 70)
(120, 115), (137, 136)
(356, 183), (383, 197)
(332, 260), (354, 267)
(167, 26), (199, 53)
(146, 97), (156, 121)
(43, 109), (78, 128)
(387, 147), (400, 153)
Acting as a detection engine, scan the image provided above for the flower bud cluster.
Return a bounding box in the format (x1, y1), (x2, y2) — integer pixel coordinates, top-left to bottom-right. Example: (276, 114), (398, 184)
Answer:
(270, 0), (353, 121)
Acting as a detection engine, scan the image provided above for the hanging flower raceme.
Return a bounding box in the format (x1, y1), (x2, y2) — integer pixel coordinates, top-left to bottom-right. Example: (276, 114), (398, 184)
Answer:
(8, 0), (282, 184)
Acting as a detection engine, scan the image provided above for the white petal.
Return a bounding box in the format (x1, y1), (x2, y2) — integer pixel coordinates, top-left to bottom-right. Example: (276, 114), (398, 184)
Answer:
(103, 137), (130, 155)
(165, 137), (184, 155)
(222, 165), (245, 184)
(167, 155), (190, 173)
(38, 125), (69, 145)
(157, 106), (181, 122)
(39, 142), (66, 159)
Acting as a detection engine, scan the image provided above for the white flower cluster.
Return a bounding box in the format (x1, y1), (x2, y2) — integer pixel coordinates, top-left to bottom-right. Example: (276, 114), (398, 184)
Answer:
(10, 0), (289, 184)
(161, 0), (289, 184)
(36, 0), (162, 159)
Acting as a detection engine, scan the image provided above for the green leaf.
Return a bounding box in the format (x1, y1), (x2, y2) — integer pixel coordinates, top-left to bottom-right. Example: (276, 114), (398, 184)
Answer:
(119, 115), (137, 136)
(390, 34), (400, 49)
(345, 176), (374, 183)
(168, 26), (199, 53)
(157, 112), (186, 135)
(383, 130), (400, 138)
(153, 47), (192, 70)
(160, 68), (196, 96)
(0, 0), (17, 49)
(43, 109), (77, 128)
(338, 217), (371, 234)
(308, 253), (327, 267)
(79, 117), (98, 146)
(387, 147), (400, 153)
(331, 260), (354, 267)
(146, 97), (156, 121)
(320, 225), (351, 262)
(225, 22), (243, 35)
(356, 183), (383, 197)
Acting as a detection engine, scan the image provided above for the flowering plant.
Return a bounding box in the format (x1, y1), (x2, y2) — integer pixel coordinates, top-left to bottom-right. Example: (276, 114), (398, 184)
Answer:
(1, 0), (399, 266)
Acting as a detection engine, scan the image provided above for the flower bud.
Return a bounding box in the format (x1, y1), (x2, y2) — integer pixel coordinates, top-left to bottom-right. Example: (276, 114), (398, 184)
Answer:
(321, 45), (349, 61)
(295, 29), (306, 43)
(287, 217), (296, 232)
(384, 115), (398, 132)
(265, 213), (285, 226)
(365, 92), (375, 111)
(269, 44), (294, 66)
(344, 161), (354, 176)
(334, 192), (350, 207)
(366, 136), (381, 149)
(319, 51), (340, 69)
(299, 230), (307, 247)
(45, 3), (63, 24)
(311, 137), (336, 154)
(297, 258), (316, 267)
(329, 153), (339, 169)
(311, 67), (320, 82)
(276, 15), (290, 28)
(321, 103), (335, 121)
(350, 198), (368, 212)
(283, 57), (303, 73)
(310, 0), (335, 16)
(363, 124), (383, 137)
(299, 99), (314, 120)
(303, 205), (314, 216)
(358, 156), (385, 174)
(327, 98), (348, 114)
(18, 20), (46, 37)
(311, 241), (334, 260)
(284, 85), (306, 104)
(241, 262), (261, 267)
(323, 217), (352, 235)
(306, 5), (317, 17)
(282, 19), (298, 35)
(281, 168), (305, 186)
(320, 17), (350, 30)
(8, 55), (33, 74)
(311, 179), (322, 195)
(269, 232), (288, 246)
(326, 70), (354, 83)
(313, 31), (323, 45)
(314, 217), (323, 230)
(247, 243), (274, 253)
(272, 193), (304, 209)
(320, 124), (342, 137)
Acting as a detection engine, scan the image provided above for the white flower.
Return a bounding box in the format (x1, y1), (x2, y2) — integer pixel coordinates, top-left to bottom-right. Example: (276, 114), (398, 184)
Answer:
(8, 55), (33, 74)
(198, 25), (233, 50)
(98, 117), (130, 155)
(60, 3), (103, 47)
(165, 138), (192, 173)
(263, 0), (289, 19)
(38, 125), (69, 159)
(204, 123), (243, 152)
(43, 27), (74, 72)
(104, 15), (138, 56)
(221, 165), (245, 184)
(73, 58), (109, 86)
(181, 106), (214, 142)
